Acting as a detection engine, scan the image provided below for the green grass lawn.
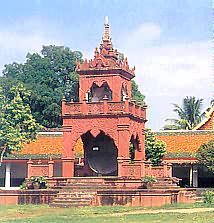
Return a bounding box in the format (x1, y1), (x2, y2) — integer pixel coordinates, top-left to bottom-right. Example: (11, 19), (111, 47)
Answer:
(0, 203), (213, 223)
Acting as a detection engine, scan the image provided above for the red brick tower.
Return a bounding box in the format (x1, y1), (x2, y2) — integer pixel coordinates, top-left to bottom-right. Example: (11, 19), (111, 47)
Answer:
(62, 17), (147, 177)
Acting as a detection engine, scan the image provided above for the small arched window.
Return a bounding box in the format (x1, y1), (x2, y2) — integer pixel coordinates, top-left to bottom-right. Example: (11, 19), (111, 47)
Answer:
(121, 83), (128, 101)
(89, 82), (112, 102)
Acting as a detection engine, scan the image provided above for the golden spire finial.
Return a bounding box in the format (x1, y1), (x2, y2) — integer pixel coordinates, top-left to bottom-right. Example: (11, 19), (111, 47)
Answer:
(103, 16), (110, 41)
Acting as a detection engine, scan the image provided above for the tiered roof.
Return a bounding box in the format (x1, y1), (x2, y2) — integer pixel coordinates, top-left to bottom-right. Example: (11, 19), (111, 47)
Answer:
(76, 16), (135, 78)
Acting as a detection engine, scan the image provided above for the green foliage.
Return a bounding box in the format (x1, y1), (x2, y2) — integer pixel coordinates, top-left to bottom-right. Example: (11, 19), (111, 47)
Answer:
(30, 176), (48, 189)
(203, 191), (214, 204)
(0, 204), (213, 222)
(20, 181), (27, 189)
(0, 83), (41, 160)
(21, 176), (48, 189)
(210, 98), (214, 106)
(2, 45), (144, 128)
(131, 80), (145, 105)
(197, 140), (214, 172)
(141, 176), (157, 183)
(164, 96), (204, 130)
(2, 45), (83, 128)
(145, 129), (166, 166)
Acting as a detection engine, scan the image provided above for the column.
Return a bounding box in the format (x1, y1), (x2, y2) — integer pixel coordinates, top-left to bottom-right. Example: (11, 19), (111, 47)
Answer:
(27, 159), (33, 178)
(117, 123), (130, 177)
(103, 95), (108, 114)
(62, 126), (75, 177)
(48, 158), (54, 178)
(5, 163), (11, 189)
(62, 157), (75, 177)
(189, 165), (193, 187)
(162, 161), (168, 177)
(192, 165), (198, 188)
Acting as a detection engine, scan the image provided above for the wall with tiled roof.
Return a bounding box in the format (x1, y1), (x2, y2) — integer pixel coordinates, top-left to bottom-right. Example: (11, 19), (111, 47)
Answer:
(8, 130), (214, 160)
(19, 134), (63, 155)
(14, 132), (84, 158)
(155, 130), (214, 158)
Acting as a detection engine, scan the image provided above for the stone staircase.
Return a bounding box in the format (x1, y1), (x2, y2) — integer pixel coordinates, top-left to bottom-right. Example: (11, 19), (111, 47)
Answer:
(49, 177), (192, 207)
(50, 190), (95, 207)
(49, 178), (117, 207)
(152, 177), (180, 189)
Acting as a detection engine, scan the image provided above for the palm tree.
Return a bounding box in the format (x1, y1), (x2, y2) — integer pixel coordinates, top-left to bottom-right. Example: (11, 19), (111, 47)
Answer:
(164, 96), (204, 130)
(210, 98), (214, 106)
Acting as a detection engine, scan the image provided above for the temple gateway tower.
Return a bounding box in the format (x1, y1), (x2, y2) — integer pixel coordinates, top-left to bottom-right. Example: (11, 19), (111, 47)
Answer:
(62, 17), (147, 177)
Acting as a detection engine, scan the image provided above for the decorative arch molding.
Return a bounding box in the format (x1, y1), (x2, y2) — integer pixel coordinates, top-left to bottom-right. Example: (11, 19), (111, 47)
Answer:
(67, 127), (118, 152)
(88, 81), (113, 102)
(91, 80), (110, 88)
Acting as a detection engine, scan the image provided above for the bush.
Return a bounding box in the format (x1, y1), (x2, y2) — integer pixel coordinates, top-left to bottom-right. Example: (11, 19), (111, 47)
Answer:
(140, 176), (157, 189)
(203, 191), (214, 204)
(141, 176), (157, 183)
(20, 176), (48, 189)
(197, 140), (214, 172)
(145, 129), (166, 166)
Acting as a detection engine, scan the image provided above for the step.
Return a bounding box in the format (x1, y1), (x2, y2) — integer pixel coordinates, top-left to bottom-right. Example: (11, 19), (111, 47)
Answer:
(59, 185), (116, 188)
(52, 186), (117, 191)
(58, 183), (115, 187)
(152, 186), (180, 189)
(58, 191), (96, 194)
(53, 198), (92, 203)
(50, 202), (90, 207)
(56, 194), (94, 200)
(154, 184), (178, 187)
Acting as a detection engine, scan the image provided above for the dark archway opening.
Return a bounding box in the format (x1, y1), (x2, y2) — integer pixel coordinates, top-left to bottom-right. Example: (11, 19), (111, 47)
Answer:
(88, 82), (112, 102)
(121, 83), (128, 101)
(75, 131), (118, 176)
(129, 135), (140, 163)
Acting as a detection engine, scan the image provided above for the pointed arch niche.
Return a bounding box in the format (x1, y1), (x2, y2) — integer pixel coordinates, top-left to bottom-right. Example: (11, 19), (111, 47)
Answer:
(129, 134), (140, 162)
(88, 82), (112, 102)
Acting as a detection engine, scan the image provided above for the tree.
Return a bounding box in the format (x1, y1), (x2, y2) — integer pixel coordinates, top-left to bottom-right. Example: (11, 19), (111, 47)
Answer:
(164, 96), (204, 130)
(2, 45), (83, 128)
(118, 52), (145, 105)
(0, 84), (41, 163)
(2, 45), (144, 128)
(197, 140), (214, 172)
(210, 98), (214, 107)
(131, 80), (145, 105)
(145, 129), (166, 166)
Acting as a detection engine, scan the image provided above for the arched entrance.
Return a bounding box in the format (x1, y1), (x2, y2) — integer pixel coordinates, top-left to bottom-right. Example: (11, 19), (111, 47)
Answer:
(74, 131), (118, 176)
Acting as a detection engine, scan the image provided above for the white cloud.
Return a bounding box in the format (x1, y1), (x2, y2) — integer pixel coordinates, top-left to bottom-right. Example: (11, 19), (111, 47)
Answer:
(0, 18), (62, 72)
(128, 23), (161, 42)
(117, 23), (213, 129)
(0, 20), (212, 130)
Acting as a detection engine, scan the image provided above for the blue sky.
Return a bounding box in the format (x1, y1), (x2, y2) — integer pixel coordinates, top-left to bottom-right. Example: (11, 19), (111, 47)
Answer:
(0, 0), (212, 129)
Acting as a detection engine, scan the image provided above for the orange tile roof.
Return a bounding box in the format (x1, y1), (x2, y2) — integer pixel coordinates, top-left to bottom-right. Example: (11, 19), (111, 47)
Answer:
(155, 131), (214, 154)
(18, 135), (63, 155)
(13, 131), (214, 159)
(17, 133), (84, 157)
